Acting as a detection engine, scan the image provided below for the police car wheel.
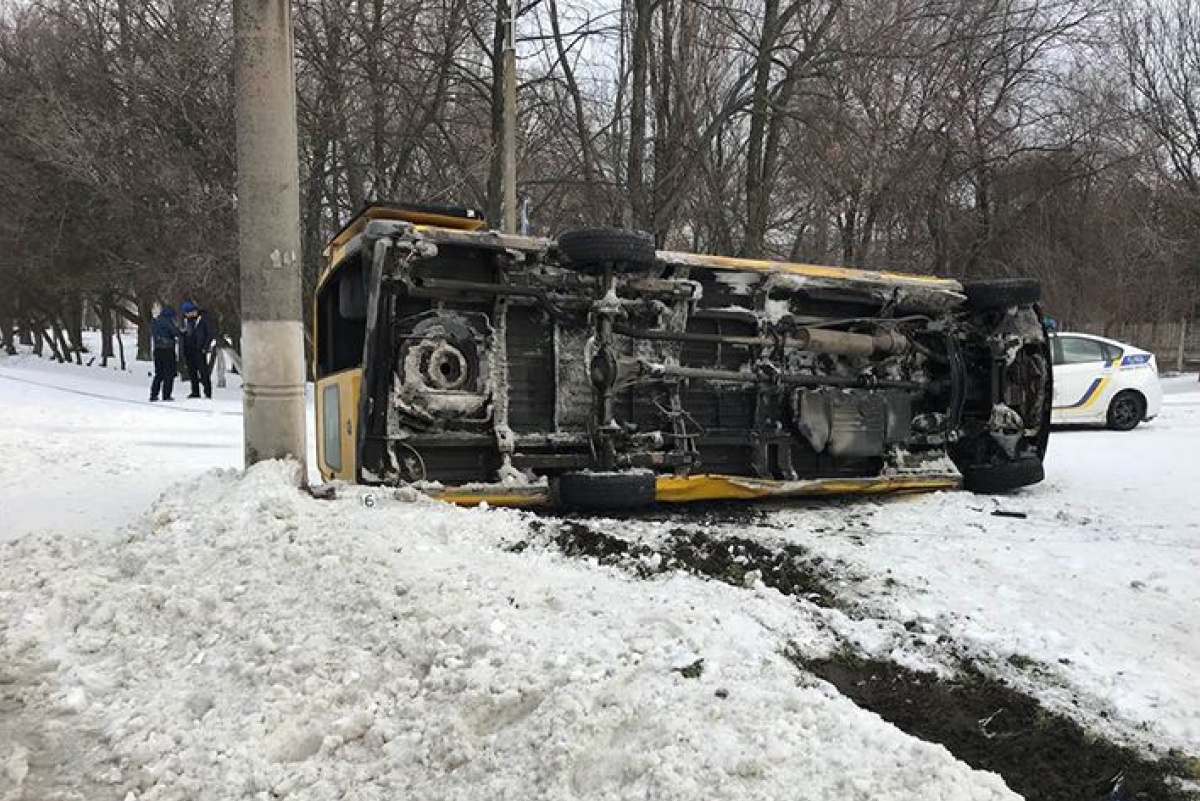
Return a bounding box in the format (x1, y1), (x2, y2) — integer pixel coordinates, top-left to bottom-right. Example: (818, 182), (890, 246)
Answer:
(1106, 391), (1144, 432)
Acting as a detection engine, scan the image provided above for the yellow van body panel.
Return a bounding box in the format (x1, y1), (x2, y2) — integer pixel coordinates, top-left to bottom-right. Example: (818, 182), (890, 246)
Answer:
(315, 368), (363, 482)
(656, 250), (960, 289)
(428, 473), (960, 508)
(319, 205), (486, 291)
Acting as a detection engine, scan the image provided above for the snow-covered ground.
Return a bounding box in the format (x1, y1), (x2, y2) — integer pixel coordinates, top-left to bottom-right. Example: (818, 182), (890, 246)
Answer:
(0, 332), (313, 542)
(2, 336), (1198, 800)
(766, 375), (1200, 751)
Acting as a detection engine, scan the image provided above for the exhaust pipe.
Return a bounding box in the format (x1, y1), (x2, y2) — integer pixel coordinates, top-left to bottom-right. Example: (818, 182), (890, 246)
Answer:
(792, 327), (909, 357)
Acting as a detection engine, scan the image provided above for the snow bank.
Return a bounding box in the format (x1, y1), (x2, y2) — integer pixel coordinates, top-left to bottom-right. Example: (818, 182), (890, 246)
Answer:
(1, 461), (1016, 801)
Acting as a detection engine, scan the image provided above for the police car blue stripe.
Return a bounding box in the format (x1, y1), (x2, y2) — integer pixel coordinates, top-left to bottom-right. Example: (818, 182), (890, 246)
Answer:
(1058, 377), (1103, 409)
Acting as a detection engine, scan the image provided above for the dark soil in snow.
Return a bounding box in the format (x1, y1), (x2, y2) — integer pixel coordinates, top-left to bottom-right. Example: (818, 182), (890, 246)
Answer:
(518, 518), (841, 608)
(563, 500), (782, 528)
(662, 527), (838, 607)
(796, 652), (1200, 801)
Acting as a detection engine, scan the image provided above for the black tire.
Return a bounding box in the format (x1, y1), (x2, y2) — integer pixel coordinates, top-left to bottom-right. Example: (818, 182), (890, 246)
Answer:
(961, 278), (1041, 310)
(961, 457), (1045, 493)
(1106, 390), (1145, 432)
(558, 228), (656, 272)
(554, 470), (657, 511)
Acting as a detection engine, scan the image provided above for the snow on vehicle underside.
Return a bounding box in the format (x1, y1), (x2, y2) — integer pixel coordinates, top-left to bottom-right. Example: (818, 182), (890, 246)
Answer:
(351, 221), (1052, 508)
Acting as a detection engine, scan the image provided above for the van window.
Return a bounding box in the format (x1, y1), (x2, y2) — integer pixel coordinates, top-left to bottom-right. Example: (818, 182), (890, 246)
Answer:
(322, 384), (342, 471)
(339, 259), (368, 320)
(317, 249), (369, 377)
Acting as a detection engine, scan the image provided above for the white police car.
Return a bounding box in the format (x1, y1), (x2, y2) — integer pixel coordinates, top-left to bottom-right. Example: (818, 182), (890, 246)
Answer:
(1050, 332), (1162, 430)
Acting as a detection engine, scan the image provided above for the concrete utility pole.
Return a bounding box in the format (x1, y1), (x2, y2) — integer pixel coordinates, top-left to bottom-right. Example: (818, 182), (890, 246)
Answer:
(502, 0), (518, 234)
(233, 0), (307, 479)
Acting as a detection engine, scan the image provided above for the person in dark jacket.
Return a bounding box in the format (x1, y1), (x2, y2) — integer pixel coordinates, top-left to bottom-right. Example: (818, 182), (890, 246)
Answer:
(180, 300), (214, 399)
(150, 306), (179, 402)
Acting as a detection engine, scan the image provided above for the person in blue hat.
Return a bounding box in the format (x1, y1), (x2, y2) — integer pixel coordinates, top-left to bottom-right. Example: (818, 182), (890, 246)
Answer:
(149, 305), (179, 402)
(180, 300), (214, 398)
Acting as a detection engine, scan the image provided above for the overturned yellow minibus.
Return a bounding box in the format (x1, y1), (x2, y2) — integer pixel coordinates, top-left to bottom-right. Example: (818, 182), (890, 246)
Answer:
(314, 203), (1051, 510)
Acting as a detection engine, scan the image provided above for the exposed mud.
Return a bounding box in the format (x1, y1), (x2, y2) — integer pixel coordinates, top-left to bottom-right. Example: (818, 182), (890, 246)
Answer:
(564, 501), (782, 528)
(663, 527), (838, 607)
(550, 520), (652, 568)
(515, 518), (842, 608)
(796, 651), (1200, 801)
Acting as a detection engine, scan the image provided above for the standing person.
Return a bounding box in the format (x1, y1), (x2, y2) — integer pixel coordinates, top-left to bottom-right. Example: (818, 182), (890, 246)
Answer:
(150, 306), (179, 402)
(180, 300), (214, 399)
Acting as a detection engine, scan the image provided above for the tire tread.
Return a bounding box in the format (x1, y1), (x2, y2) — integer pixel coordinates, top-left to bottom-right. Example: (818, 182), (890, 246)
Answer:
(558, 228), (656, 269)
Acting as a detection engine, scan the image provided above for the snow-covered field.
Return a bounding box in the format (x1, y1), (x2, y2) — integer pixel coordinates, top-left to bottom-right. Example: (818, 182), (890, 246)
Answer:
(1, 336), (1198, 800)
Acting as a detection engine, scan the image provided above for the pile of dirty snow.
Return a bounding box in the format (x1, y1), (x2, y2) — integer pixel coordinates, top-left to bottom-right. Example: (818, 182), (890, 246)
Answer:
(1, 461), (1017, 801)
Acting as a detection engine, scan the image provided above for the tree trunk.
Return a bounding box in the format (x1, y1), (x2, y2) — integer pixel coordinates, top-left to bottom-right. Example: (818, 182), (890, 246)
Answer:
(549, 0), (597, 189)
(839, 201), (858, 265)
(743, 0), (779, 257)
(745, 2), (837, 257)
(812, 205), (830, 263)
(301, 116), (331, 341)
(627, 0), (652, 230)
(117, 323), (127, 371)
(136, 297), (153, 362)
(16, 295), (33, 346)
(54, 323), (75, 364)
(372, 0), (386, 193)
(787, 216), (810, 261)
(99, 300), (115, 367)
(65, 295), (84, 361)
(485, 0), (509, 227)
(0, 304), (14, 355)
(46, 323), (65, 362)
(608, 0), (630, 227)
(650, 0), (678, 245)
